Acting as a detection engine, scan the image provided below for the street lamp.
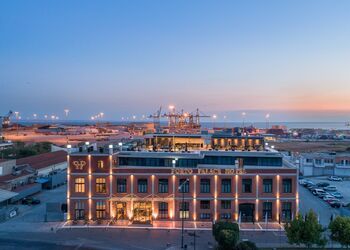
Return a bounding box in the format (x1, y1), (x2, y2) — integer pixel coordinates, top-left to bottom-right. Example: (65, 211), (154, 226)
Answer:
(265, 113), (270, 129)
(212, 114), (217, 128)
(241, 112), (246, 128)
(178, 178), (189, 249)
(64, 109), (69, 118)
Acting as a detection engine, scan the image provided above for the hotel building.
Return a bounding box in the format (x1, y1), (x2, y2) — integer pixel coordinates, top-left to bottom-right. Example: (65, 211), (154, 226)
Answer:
(67, 136), (298, 225)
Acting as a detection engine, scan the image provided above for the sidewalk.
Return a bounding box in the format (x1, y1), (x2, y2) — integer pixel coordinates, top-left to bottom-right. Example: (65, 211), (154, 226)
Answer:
(62, 220), (285, 231)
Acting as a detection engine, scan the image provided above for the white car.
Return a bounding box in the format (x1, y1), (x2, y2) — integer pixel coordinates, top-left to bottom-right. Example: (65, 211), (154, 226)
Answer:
(328, 176), (343, 181)
(324, 186), (337, 192)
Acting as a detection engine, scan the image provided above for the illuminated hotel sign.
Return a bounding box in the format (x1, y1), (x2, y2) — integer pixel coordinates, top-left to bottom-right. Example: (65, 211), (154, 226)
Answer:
(171, 168), (246, 175)
(72, 160), (87, 170)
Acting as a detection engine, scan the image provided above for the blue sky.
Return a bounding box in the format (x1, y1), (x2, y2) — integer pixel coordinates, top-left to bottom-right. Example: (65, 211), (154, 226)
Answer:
(1, 0), (350, 121)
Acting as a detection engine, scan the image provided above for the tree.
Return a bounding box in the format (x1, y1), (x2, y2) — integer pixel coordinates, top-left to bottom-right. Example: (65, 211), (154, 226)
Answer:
(285, 213), (304, 246)
(217, 229), (239, 250)
(329, 216), (350, 248)
(213, 222), (240, 250)
(213, 221), (239, 242)
(285, 210), (327, 248)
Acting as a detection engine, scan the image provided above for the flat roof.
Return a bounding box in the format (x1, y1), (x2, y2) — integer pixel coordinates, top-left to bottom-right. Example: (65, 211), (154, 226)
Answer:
(145, 133), (204, 138)
(0, 188), (18, 202)
(118, 150), (282, 159)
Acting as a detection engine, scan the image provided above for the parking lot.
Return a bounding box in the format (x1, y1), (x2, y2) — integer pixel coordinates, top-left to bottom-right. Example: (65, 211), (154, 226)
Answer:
(299, 176), (350, 226)
(0, 184), (66, 232)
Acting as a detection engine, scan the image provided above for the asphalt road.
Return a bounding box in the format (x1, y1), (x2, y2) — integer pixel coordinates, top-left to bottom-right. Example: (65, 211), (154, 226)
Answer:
(0, 228), (292, 250)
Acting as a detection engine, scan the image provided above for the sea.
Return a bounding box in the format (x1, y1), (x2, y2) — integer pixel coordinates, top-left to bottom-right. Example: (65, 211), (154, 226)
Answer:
(16, 121), (350, 130)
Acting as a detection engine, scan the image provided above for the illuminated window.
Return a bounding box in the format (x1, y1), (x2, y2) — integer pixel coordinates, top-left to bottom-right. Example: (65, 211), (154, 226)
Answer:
(282, 179), (292, 193)
(117, 178), (127, 193)
(74, 202), (85, 220)
(97, 160), (104, 169)
(137, 179), (148, 193)
(200, 179), (210, 193)
(242, 178), (252, 193)
(158, 202), (168, 219)
(96, 201), (106, 219)
(221, 179), (231, 193)
(179, 202), (189, 219)
(158, 179), (168, 193)
(263, 179), (273, 193)
(263, 202), (272, 219)
(74, 178), (85, 193)
(96, 178), (107, 193)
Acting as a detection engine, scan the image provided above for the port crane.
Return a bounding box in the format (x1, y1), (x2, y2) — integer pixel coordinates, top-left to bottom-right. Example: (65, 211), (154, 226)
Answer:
(0, 110), (13, 140)
(148, 106), (162, 132)
(150, 106), (210, 133)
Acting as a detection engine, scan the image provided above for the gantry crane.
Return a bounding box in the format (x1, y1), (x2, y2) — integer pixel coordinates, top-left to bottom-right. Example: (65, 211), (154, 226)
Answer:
(0, 110), (13, 140)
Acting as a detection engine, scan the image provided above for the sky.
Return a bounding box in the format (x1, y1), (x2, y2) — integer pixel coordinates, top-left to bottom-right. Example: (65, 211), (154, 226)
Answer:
(1, 0), (350, 122)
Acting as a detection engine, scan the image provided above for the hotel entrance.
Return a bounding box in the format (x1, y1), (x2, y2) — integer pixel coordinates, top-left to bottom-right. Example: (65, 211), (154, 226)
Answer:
(239, 203), (255, 222)
(115, 202), (127, 220)
(133, 201), (152, 224)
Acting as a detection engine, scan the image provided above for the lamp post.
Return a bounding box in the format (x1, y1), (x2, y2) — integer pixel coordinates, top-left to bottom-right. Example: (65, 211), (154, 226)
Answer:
(178, 178), (189, 249)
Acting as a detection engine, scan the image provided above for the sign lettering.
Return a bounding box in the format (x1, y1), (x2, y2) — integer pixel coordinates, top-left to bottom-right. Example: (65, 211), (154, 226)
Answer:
(171, 168), (246, 175)
(72, 160), (86, 170)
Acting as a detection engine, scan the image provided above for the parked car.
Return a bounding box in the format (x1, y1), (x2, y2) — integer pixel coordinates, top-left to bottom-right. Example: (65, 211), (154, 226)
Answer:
(342, 202), (350, 208)
(324, 186), (337, 192)
(316, 182), (330, 188)
(323, 194), (335, 201)
(328, 176), (343, 182)
(328, 200), (341, 208)
(312, 189), (327, 197)
(329, 192), (343, 199)
(306, 184), (316, 190)
(303, 180), (315, 187)
(22, 197), (41, 205)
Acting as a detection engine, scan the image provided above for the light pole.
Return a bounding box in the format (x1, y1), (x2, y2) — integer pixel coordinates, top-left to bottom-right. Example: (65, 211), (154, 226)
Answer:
(178, 178), (189, 249)
(64, 109), (69, 119)
(212, 114), (217, 129)
(265, 113), (270, 130)
(241, 112), (246, 128)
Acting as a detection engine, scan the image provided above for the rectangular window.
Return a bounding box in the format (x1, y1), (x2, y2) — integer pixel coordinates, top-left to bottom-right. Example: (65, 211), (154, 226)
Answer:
(221, 200), (231, 209)
(96, 178), (107, 193)
(200, 179), (210, 193)
(158, 202), (168, 219)
(282, 202), (292, 221)
(179, 202), (189, 219)
(282, 179), (292, 193)
(97, 160), (104, 169)
(220, 213), (231, 220)
(179, 179), (189, 193)
(137, 179), (148, 193)
(158, 179), (168, 193)
(200, 213), (211, 219)
(242, 178), (252, 193)
(263, 202), (272, 219)
(263, 179), (273, 193)
(221, 179), (231, 193)
(117, 178), (127, 193)
(96, 201), (106, 219)
(75, 178), (85, 193)
(200, 200), (210, 210)
(74, 202), (85, 220)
